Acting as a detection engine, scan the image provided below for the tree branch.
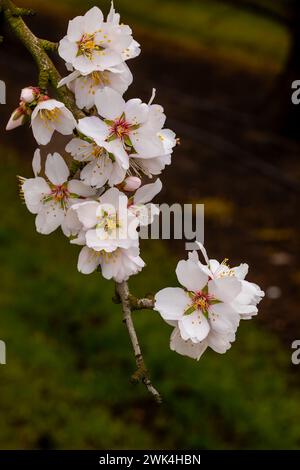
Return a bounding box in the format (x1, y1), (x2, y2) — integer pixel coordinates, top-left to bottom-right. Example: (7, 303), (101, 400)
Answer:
(11, 6), (35, 17)
(115, 282), (162, 404)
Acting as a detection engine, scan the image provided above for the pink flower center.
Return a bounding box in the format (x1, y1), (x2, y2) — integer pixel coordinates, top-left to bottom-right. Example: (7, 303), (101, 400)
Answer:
(77, 34), (103, 58)
(191, 291), (214, 313)
(110, 117), (131, 140)
(51, 184), (70, 202)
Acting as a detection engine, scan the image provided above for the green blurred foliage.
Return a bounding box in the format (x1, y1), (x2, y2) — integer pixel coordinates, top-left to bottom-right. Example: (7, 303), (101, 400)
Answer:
(0, 147), (300, 449)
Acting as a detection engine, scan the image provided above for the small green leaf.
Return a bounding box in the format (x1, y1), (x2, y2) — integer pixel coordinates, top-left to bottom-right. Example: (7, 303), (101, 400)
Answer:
(107, 134), (117, 142)
(124, 135), (133, 147)
(184, 305), (196, 316)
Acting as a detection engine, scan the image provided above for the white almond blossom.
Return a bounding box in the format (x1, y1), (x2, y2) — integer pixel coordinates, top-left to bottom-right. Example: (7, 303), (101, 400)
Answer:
(77, 87), (168, 171)
(31, 99), (76, 145)
(130, 128), (176, 177)
(66, 137), (126, 188)
(71, 187), (139, 253)
(58, 62), (133, 110)
(62, 194), (145, 282)
(21, 150), (95, 235)
(78, 245), (145, 282)
(155, 243), (264, 360)
(58, 5), (140, 75)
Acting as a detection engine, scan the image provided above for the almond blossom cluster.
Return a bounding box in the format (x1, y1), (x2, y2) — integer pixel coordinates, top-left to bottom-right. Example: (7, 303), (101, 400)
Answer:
(7, 3), (264, 361)
(155, 243), (264, 359)
(8, 4), (174, 285)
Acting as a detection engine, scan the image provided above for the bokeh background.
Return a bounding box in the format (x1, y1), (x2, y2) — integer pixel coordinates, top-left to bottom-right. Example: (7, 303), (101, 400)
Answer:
(0, 0), (300, 449)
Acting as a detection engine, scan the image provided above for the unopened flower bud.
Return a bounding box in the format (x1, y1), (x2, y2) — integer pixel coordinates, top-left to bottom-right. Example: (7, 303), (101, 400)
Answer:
(6, 108), (26, 131)
(123, 176), (142, 191)
(20, 87), (37, 103)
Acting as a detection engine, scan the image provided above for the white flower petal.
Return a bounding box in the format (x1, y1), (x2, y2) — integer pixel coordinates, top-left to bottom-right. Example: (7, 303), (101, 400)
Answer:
(95, 87), (125, 119)
(170, 327), (208, 360)
(58, 70), (81, 88)
(67, 15), (84, 42)
(31, 99), (64, 114)
(83, 6), (104, 33)
(65, 138), (94, 161)
(159, 128), (176, 153)
(72, 55), (99, 75)
(133, 178), (162, 204)
(232, 263), (249, 280)
(35, 202), (65, 235)
(67, 179), (96, 197)
(178, 311), (210, 343)
(195, 241), (210, 265)
(32, 148), (41, 177)
(99, 186), (125, 207)
(107, 2), (120, 24)
(62, 207), (82, 237)
(58, 37), (79, 64)
(22, 177), (51, 214)
(108, 162), (126, 186)
(85, 228), (118, 252)
(77, 116), (109, 144)
(176, 259), (208, 292)
(54, 108), (76, 135)
(107, 63), (133, 94)
(104, 139), (129, 170)
(80, 159), (112, 188)
(78, 246), (100, 274)
(130, 130), (163, 158)
(100, 247), (145, 282)
(72, 200), (99, 229)
(90, 49), (123, 72)
(31, 115), (54, 146)
(125, 98), (149, 125)
(208, 277), (241, 303)
(154, 287), (190, 322)
(143, 104), (166, 132)
(207, 330), (233, 354)
(210, 302), (240, 332)
(133, 154), (171, 177)
(45, 153), (69, 185)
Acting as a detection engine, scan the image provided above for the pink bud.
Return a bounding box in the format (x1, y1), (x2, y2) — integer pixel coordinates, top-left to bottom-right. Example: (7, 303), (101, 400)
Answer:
(123, 176), (142, 191)
(20, 87), (36, 103)
(6, 108), (26, 131)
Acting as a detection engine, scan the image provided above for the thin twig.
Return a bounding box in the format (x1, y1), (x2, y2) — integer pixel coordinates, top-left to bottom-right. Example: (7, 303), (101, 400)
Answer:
(129, 294), (155, 311)
(40, 39), (58, 52)
(115, 282), (162, 404)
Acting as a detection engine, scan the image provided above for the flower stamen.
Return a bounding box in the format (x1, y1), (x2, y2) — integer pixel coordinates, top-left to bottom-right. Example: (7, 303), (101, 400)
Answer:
(77, 33), (104, 59)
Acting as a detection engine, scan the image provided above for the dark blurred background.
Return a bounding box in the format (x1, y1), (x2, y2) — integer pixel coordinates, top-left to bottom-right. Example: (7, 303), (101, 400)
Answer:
(0, 0), (300, 449)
